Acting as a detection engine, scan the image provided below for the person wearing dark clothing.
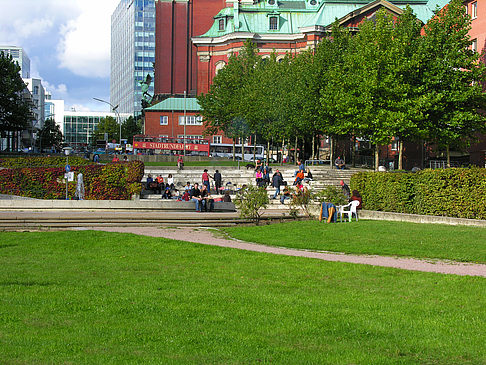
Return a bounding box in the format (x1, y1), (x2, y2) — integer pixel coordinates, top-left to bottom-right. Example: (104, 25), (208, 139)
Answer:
(280, 186), (291, 204)
(190, 183), (203, 212)
(263, 163), (272, 184)
(340, 180), (350, 198)
(335, 156), (345, 170)
(213, 170), (222, 193)
(304, 168), (313, 183)
(272, 170), (284, 199)
(223, 190), (232, 202)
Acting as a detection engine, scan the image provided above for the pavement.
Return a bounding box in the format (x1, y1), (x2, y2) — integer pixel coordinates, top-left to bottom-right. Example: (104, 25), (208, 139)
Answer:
(90, 226), (486, 278)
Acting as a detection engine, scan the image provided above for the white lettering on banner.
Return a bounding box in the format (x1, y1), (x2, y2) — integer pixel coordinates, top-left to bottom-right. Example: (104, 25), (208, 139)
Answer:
(133, 141), (209, 152)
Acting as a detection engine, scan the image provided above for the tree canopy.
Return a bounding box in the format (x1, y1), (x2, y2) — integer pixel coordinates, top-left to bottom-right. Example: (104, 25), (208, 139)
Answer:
(197, 0), (486, 168)
(0, 52), (33, 145)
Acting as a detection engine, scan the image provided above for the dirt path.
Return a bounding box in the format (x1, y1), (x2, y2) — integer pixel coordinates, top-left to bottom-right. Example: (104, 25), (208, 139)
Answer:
(92, 227), (486, 278)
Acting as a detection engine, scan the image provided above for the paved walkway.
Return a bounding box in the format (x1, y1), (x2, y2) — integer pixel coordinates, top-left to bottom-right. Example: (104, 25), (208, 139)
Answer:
(92, 227), (486, 278)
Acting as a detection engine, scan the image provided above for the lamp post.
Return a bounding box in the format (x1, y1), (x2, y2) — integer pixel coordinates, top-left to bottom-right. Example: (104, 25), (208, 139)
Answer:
(63, 146), (72, 200)
(93, 98), (121, 145)
(183, 90), (186, 157)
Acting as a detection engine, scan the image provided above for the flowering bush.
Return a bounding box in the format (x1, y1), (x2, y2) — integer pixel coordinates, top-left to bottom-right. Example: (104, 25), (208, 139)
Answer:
(0, 160), (144, 200)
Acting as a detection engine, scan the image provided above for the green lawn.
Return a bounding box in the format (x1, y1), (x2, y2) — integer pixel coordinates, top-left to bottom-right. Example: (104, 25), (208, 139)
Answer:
(0, 230), (485, 364)
(222, 220), (486, 263)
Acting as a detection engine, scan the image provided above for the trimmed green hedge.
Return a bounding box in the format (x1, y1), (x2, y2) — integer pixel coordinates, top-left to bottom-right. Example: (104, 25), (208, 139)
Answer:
(350, 168), (486, 220)
(0, 161), (144, 200)
(0, 156), (91, 168)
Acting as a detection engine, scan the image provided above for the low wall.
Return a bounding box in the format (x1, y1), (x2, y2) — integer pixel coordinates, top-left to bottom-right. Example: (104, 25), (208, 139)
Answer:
(359, 210), (486, 227)
(0, 199), (236, 212)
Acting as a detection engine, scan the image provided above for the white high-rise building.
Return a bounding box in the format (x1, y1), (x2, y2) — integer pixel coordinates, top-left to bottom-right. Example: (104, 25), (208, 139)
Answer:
(110, 0), (156, 116)
(24, 78), (45, 130)
(0, 45), (31, 78)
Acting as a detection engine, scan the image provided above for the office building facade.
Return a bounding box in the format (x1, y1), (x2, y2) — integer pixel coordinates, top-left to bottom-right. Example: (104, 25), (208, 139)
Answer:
(63, 111), (131, 149)
(111, 0), (156, 116)
(0, 45), (31, 78)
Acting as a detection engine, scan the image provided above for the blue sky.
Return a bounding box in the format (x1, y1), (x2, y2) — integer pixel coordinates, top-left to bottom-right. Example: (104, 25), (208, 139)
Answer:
(0, 0), (119, 112)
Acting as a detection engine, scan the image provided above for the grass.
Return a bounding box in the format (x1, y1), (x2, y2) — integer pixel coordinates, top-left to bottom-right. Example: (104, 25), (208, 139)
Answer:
(0, 230), (485, 364)
(222, 220), (486, 263)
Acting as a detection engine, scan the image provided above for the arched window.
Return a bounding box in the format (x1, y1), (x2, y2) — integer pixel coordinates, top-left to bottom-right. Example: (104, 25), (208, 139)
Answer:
(215, 61), (226, 74)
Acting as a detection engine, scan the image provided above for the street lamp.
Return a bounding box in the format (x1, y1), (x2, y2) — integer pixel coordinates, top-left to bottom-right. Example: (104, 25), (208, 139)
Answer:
(93, 98), (121, 145)
(63, 146), (72, 200)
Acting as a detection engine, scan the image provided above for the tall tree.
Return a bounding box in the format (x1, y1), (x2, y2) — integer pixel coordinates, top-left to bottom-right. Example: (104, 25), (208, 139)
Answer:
(418, 0), (486, 166)
(121, 116), (142, 144)
(0, 52), (33, 151)
(198, 40), (260, 141)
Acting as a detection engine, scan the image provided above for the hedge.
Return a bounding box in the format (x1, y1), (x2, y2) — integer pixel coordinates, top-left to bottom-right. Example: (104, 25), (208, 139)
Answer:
(0, 161), (144, 200)
(350, 168), (486, 220)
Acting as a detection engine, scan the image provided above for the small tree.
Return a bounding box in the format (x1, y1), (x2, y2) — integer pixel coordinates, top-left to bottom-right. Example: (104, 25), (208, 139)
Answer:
(315, 186), (348, 206)
(94, 116), (119, 143)
(289, 187), (315, 218)
(234, 185), (269, 224)
(36, 118), (63, 152)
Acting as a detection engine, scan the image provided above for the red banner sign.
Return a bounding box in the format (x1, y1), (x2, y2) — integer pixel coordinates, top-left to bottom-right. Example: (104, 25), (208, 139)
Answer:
(133, 141), (209, 152)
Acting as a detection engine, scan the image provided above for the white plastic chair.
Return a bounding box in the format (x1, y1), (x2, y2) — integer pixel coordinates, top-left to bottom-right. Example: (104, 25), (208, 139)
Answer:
(339, 200), (360, 222)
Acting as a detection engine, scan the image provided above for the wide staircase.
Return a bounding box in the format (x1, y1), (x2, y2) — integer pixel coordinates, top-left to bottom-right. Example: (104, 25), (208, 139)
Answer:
(142, 165), (366, 210)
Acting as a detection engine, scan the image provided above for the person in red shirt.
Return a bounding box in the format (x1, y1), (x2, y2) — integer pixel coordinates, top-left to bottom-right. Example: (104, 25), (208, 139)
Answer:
(112, 154), (120, 162)
(202, 169), (211, 192)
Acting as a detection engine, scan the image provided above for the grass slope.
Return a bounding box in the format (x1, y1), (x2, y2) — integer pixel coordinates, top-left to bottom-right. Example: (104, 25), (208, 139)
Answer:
(223, 220), (486, 263)
(0, 230), (484, 364)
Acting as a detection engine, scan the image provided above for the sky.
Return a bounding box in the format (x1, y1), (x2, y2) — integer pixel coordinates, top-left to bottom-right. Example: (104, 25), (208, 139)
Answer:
(0, 0), (120, 112)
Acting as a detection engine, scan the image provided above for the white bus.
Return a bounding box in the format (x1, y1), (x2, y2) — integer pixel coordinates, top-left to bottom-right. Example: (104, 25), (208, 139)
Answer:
(211, 143), (265, 161)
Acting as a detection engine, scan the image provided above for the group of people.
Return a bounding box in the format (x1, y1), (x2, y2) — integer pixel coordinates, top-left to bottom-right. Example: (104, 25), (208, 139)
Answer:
(145, 173), (177, 199)
(180, 182), (232, 212)
(145, 168), (232, 211)
(254, 160), (272, 188)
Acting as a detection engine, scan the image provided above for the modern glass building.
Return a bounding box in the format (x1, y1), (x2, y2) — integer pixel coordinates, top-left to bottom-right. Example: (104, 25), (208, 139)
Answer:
(0, 45), (31, 78)
(63, 111), (130, 149)
(111, 0), (155, 116)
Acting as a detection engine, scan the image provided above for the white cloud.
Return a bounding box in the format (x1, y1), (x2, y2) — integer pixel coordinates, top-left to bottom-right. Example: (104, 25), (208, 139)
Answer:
(57, 0), (120, 78)
(0, 1), (78, 45)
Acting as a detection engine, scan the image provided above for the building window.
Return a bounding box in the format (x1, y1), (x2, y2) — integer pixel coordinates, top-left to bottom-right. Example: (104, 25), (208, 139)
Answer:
(472, 38), (478, 53)
(33, 86), (39, 95)
(472, 1), (477, 19)
(160, 116), (168, 125)
(213, 135), (222, 144)
(219, 18), (225, 31)
(215, 61), (226, 75)
(178, 116), (203, 126)
(269, 16), (278, 30)
(177, 134), (203, 140)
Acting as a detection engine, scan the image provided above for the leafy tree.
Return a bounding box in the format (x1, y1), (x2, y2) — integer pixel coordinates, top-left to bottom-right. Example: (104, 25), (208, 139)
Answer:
(198, 40), (260, 144)
(94, 116), (119, 143)
(36, 118), (63, 152)
(122, 116), (142, 144)
(0, 52), (33, 150)
(418, 0), (486, 166)
(234, 185), (269, 223)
